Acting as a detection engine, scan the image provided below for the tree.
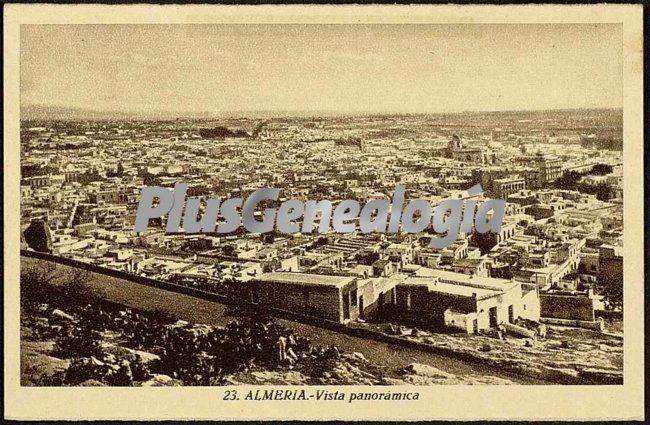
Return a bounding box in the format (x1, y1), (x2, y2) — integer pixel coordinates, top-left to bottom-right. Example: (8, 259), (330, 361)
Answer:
(602, 283), (623, 311)
(552, 171), (582, 190)
(591, 164), (613, 175)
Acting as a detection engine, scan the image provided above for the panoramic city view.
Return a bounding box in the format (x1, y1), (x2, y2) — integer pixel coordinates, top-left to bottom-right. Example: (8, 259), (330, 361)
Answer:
(19, 24), (624, 387)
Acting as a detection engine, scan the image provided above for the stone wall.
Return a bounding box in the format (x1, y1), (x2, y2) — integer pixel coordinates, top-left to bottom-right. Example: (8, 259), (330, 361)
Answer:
(395, 284), (477, 327)
(540, 293), (595, 321)
(254, 280), (343, 323)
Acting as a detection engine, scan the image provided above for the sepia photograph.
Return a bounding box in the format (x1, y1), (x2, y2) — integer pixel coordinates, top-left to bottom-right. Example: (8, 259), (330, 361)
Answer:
(4, 4), (644, 422)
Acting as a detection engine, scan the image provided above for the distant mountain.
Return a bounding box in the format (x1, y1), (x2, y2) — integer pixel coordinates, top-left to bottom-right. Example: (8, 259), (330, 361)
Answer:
(21, 104), (212, 121)
(20, 104), (365, 121)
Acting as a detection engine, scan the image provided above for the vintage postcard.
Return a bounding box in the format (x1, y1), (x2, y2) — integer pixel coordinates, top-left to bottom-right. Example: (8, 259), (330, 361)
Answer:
(3, 3), (644, 421)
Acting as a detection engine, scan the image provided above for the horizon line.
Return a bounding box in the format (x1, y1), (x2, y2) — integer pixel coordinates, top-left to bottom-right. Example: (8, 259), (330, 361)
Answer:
(21, 105), (624, 121)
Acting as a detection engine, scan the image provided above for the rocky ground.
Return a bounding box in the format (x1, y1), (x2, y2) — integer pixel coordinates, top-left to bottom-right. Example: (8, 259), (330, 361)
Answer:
(225, 351), (519, 386)
(351, 320), (623, 385)
(22, 311), (526, 386)
(23, 305), (622, 386)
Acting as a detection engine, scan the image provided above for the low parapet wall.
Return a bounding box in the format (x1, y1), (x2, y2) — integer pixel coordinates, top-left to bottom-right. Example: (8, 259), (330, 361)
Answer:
(540, 317), (604, 331)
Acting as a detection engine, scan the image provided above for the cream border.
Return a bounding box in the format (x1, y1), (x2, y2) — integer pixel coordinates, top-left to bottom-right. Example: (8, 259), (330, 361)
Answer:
(4, 4), (644, 421)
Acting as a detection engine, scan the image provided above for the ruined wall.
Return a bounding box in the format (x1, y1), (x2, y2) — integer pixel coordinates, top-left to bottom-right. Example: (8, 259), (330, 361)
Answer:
(395, 285), (477, 327)
(256, 280), (342, 323)
(444, 310), (477, 334)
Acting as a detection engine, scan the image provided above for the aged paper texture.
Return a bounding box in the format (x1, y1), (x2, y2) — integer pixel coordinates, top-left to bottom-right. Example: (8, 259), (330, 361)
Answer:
(4, 4), (644, 421)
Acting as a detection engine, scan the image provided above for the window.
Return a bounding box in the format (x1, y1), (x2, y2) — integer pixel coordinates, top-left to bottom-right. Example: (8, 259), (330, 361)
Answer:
(351, 289), (358, 307)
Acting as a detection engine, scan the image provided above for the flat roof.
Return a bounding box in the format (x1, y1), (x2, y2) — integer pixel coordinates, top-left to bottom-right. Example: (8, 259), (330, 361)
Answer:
(255, 272), (355, 289)
(414, 267), (518, 292)
(402, 276), (498, 299)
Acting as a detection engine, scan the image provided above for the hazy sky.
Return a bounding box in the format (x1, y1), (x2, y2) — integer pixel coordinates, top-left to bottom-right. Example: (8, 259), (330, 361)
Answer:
(21, 24), (622, 114)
